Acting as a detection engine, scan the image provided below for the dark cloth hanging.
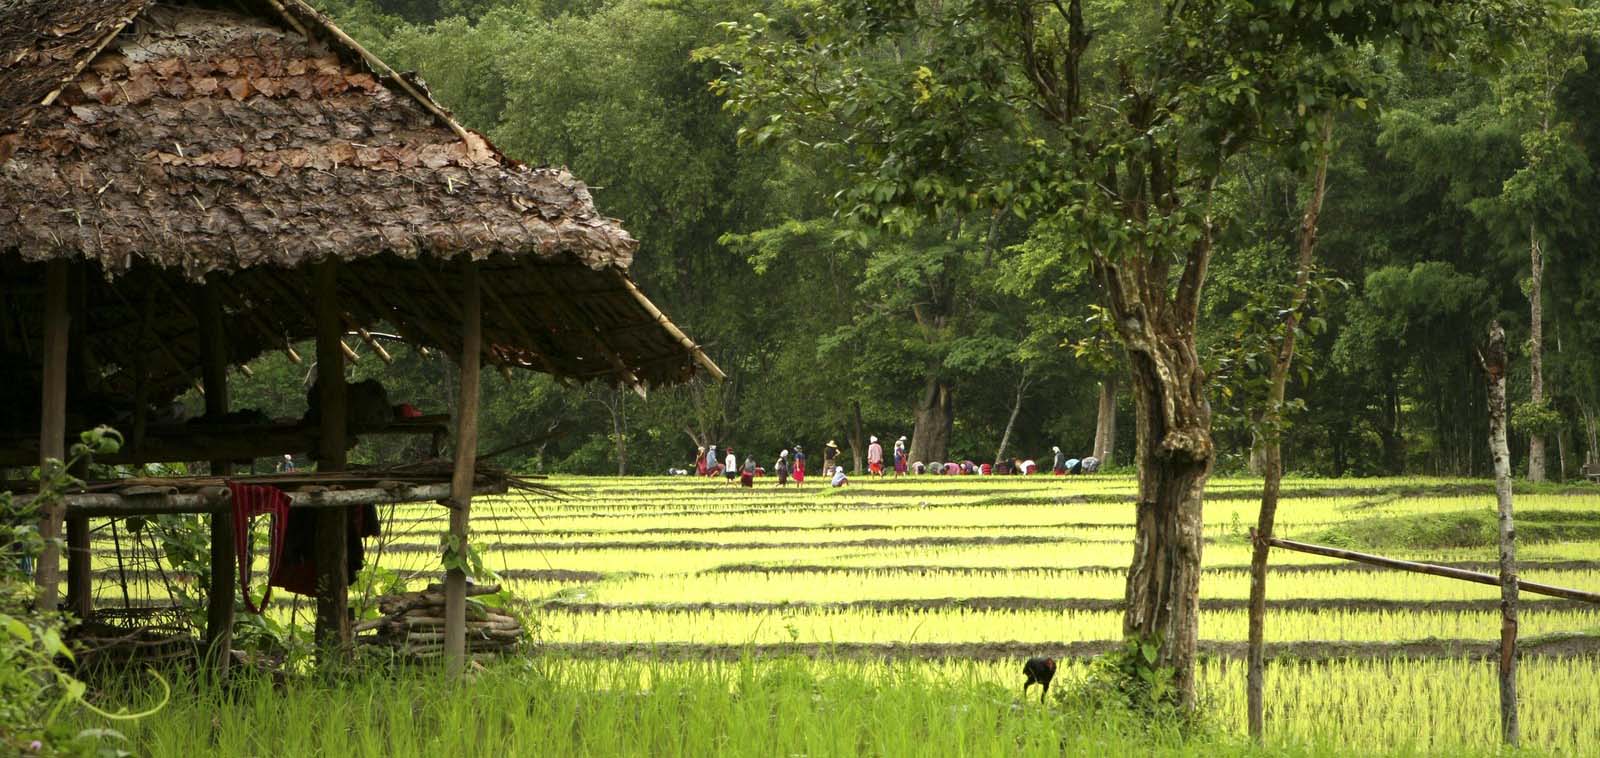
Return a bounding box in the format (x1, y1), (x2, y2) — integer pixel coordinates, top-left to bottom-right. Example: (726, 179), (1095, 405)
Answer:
(271, 502), (381, 597)
(228, 482), (290, 614)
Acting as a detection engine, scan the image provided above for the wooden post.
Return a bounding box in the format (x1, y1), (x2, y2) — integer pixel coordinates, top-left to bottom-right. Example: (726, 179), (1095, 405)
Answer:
(313, 261), (350, 655)
(34, 260), (70, 612)
(198, 280), (235, 677)
(1483, 321), (1519, 746)
(64, 263), (91, 620)
(446, 260), (482, 678)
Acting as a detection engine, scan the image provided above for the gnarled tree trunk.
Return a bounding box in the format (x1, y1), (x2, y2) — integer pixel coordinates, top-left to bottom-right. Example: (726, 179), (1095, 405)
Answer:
(1097, 221), (1217, 709)
(1121, 334), (1212, 709)
(909, 374), (954, 463)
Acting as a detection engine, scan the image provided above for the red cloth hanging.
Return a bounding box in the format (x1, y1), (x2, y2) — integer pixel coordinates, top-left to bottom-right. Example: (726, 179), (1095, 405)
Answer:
(229, 481), (290, 614)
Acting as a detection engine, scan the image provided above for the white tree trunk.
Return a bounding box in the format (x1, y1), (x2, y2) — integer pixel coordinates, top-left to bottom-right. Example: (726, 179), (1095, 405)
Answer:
(1485, 321), (1519, 747)
(1527, 227), (1546, 482)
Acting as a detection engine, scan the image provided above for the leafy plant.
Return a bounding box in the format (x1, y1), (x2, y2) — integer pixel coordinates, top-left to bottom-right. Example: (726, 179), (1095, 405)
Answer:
(1, 426), (167, 754)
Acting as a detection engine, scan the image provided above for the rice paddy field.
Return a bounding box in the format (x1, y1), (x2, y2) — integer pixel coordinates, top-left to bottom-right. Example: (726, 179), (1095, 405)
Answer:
(85, 474), (1600, 755)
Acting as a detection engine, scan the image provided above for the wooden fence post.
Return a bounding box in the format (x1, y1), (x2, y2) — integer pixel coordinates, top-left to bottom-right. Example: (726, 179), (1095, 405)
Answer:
(446, 259), (482, 678)
(1482, 320), (1519, 746)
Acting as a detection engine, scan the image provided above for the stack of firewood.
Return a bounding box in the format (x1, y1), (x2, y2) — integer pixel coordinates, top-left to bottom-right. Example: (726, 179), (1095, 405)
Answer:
(356, 583), (522, 658)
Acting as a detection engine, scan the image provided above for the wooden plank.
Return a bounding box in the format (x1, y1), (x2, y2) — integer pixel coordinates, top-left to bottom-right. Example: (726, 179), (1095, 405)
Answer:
(34, 259), (69, 613)
(198, 281), (235, 678)
(313, 261), (351, 655)
(446, 259), (482, 679)
(1263, 536), (1600, 605)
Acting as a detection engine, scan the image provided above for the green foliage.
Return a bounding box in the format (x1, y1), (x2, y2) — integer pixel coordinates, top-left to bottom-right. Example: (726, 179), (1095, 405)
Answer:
(1, 427), (166, 755)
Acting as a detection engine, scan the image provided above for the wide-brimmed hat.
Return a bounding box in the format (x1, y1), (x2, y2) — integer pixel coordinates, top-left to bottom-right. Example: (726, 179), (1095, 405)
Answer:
(780, 449), (789, 457)
(1052, 446), (1060, 453)
(898, 436), (906, 442)
(826, 440), (838, 448)
(870, 435), (878, 443)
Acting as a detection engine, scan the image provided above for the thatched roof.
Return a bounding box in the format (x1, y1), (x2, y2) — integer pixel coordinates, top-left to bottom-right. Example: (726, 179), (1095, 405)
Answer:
(0, 0), (720, 414)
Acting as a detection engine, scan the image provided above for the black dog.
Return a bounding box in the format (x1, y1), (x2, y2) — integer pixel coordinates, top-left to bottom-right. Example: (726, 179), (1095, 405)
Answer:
(1022, 657), (1056, 703)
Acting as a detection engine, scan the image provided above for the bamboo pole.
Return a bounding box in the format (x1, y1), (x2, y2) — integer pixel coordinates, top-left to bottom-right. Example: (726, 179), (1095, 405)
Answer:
(1260, 536), (1600, 605)
(34, 260), (69, 612)
(446, 259), (482, 679)
(1482, 321), (1519, 745)
(198, 281), (235, 679)
(313, 261), (351, 656)
(41, 481), (506, 517)
(616, 274), (726, 381)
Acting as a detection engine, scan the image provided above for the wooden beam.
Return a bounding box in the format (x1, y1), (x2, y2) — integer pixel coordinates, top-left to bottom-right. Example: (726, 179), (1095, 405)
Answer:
(37, 481), (508, 517)
(446, 259), (482, 678)
(313, 260), (351, 656)
(34, 259), (69, 612)
(198, 280), (235, 678)
(1262, 535), (1600, 605)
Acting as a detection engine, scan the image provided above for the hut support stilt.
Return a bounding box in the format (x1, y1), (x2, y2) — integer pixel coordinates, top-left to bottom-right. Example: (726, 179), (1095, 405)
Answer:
(446, 259), (482, 678)
(199, 281), (235, 677)
(34, 259), (69, 612)
(65, 264), (91, 620)
(313, 261), (351, 656)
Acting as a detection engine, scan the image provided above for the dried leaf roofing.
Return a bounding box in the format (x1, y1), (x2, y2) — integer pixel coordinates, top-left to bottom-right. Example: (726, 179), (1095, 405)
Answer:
(0, 0), (720, 409)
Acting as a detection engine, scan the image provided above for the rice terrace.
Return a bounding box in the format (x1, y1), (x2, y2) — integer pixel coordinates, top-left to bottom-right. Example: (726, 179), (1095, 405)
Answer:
(5, 0), (1600, 756)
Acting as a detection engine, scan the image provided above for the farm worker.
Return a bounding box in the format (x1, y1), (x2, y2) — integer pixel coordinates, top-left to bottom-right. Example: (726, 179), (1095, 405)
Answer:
(1019, 458), (1037, 475)
(867, 436), (884, 475)
(1082, 456), (1101, 473)
(912, 461), (925, 475)
(696, 446), (707, 477)
(707, 444), (719, 476)
(831, 466), (849, 487)
(1067, 457), (1082, 475)
(740, 455), (758, 488)
(945, 462), (961, 475)
(793, 445), (806, 485)
(893, 436), (908, 477)
(981, 462), (992, 476)
(823, 440), (840, 474)
(928, 461), (942, 476)
(1052, 446), (1066, 475)
(278, 454), (296, 473)
(775, 450), (791, 486)
(725, 447), (739, 483)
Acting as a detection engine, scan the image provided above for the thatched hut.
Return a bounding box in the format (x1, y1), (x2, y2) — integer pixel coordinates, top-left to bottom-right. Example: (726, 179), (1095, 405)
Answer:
(1, 0), (719, 673)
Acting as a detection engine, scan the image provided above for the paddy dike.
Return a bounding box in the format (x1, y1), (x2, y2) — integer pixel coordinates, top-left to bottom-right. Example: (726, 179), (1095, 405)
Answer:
(534, 634), (1600, 663)
(531, 596), (1600, 615)
(702, 559), (1600, 576)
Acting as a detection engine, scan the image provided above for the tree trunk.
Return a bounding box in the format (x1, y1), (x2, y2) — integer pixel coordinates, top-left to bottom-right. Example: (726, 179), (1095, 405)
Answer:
(1527, 227), (1545, 482)
(1094, 377), (1117, 466)
(1483, 321), (1519, 746)
(909, 375), (954, 463)
(1123, 352), (1211, 709)
(850, 399), (865, 474)
(1247, 114), (1331, 741)
(994, 372), (1030, 464)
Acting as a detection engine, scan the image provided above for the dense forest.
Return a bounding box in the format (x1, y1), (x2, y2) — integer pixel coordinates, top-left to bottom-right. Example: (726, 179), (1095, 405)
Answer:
(214, 0), (1600, 479)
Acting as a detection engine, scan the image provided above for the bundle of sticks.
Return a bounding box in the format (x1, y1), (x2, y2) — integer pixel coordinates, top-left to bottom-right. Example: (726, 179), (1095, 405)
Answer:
(355, 582), (523, 658)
